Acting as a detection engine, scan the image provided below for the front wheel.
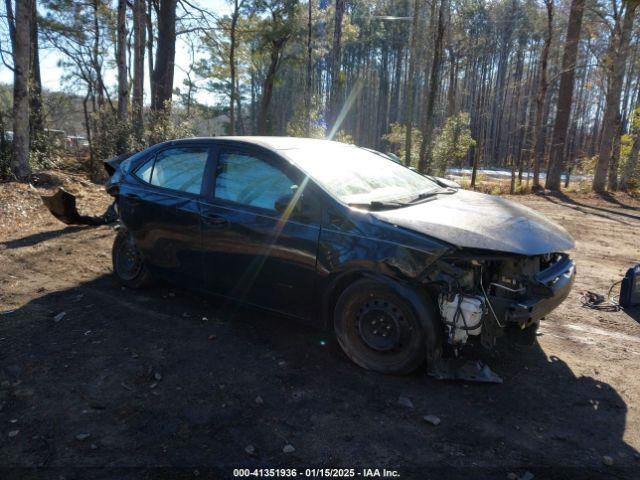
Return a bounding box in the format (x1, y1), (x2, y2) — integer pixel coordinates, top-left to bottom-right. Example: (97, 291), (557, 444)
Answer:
(334, 279), (435, 375)
(112, 228), (154, 289)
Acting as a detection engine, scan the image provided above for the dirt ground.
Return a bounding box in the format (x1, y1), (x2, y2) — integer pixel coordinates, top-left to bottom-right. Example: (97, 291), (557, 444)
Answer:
(1, 172), (639, 479)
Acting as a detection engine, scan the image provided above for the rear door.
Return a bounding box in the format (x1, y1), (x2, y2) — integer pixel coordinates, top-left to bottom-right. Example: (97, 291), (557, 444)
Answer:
(118, 143), (212, 286)
(200, 144), (321, 320)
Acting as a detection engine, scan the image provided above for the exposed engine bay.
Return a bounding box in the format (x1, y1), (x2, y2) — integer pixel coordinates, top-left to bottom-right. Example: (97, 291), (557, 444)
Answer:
(421, 252), (575, 382)
(429, 252), (575, 350)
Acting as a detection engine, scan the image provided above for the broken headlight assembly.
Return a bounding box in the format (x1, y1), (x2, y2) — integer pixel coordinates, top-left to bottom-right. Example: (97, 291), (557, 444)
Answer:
(431, 252), (575, 350)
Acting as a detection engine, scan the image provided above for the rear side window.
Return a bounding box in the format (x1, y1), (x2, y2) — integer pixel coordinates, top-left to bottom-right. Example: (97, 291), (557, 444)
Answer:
(135, 146), (209, 194)
(136, 159), (153, 183)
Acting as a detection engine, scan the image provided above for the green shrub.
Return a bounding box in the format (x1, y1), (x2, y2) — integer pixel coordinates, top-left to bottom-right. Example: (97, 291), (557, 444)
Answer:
(431, 113), (476, 177)
(382, 123), (422, 168)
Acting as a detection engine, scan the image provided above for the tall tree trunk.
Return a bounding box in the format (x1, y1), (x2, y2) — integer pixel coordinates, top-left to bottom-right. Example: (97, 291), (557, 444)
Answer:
(376, 44), (389, 149)
(419, 0), (437, 129)
(328, 0), (345, 130)
(235, 89), (246, 134)
(489, 0), (517, 167)
(545, 0), (585, 191)
(12, 0), (32, 180)
(147, 0), (155, 103)
(531, 0), (553, 189)
(151, 0), (177, 112)
(418, 0), (447, 173)
(229, 0), (239, 135)
(257, 38), (287, 135)
(403, 0), (421, 166)
(83, 90), (95, 169)
(29, 0), (43, 145)
(250, 43), (257, 134)
(5, 0), (15, 51)
(388, 33), (404, 125)
(593, 1), (638, 192)
(305, 0), (313, 136)
(446, 47), (457, 118)
(116, 0), (129, 149)
(132, 0), (146, 142)
(471, 139), (482, 189)
(509, 36), (525, 183)
(90, 0), (106, 109)
(386, 0), (409, 126)
(589, 91), (602, 156)
(608, 4), (640, 191)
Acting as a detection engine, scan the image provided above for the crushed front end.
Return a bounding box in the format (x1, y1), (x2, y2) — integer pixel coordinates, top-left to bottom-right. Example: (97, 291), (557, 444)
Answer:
(423, 250), (576, 352)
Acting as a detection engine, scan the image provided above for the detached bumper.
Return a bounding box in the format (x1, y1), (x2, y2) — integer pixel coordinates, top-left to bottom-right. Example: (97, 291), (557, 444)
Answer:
(41, 188), (118, 226)
(494, 257), (576, 327)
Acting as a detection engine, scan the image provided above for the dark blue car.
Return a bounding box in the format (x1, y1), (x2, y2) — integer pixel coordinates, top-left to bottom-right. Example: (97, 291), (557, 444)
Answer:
(106, 137), (575, 375)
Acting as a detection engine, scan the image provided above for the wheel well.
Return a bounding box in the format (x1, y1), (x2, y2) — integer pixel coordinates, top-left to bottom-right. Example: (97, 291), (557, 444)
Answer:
(322, 271), (367, 330)
(327, 273), (444, 369)
(322, 271), (440, 330)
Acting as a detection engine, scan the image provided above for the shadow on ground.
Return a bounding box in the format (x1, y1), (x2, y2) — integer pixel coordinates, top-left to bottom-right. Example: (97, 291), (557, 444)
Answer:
(593, 192), (639, 211)
(0, 225), (88, 249)
(535, 191), (640, 224)
(0, 275), (638, 479)
(624, 306), (640, 325)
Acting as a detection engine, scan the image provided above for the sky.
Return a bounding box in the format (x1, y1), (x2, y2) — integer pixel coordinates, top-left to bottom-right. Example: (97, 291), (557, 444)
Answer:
(0, 0), (231, 106)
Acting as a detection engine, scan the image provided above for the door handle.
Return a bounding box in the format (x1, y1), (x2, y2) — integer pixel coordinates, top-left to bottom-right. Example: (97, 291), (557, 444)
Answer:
(203, 213), (229, 226)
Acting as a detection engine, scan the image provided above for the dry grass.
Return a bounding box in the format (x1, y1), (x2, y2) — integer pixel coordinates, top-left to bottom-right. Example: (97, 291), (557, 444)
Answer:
(455, 174), (637, 197)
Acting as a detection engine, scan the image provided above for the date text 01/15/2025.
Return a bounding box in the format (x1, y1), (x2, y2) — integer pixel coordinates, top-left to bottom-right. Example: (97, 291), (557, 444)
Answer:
(232, 468), (401, 478)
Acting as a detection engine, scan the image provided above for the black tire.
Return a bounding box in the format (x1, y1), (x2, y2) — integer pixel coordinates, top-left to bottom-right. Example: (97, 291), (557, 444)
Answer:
(112, 227), (154, 289)
(334, 278), (437, 375)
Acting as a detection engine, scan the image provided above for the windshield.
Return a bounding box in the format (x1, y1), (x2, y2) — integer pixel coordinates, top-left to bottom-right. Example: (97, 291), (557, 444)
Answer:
(283, 143), (440, 205)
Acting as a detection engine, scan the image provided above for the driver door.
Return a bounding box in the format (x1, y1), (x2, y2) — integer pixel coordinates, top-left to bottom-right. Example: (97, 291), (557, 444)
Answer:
(200, 144), (321, 320)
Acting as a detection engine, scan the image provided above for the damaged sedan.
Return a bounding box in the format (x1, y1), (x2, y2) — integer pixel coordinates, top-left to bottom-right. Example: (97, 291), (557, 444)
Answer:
(99, 137), (575, 376)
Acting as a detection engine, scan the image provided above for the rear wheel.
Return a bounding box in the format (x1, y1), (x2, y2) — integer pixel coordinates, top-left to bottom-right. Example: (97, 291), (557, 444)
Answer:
(112, 228), (154, 289)
(334, 279), (434, 375)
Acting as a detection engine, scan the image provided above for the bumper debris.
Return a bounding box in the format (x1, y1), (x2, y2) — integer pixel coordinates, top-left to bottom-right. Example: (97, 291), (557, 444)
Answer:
(41, 188), (117, 226)
(428, 358), (503, 384)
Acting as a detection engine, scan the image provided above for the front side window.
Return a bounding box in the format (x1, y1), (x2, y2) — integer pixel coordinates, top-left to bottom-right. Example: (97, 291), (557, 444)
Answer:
(136, 146), (209, 194)
(214, 151), (297, 211)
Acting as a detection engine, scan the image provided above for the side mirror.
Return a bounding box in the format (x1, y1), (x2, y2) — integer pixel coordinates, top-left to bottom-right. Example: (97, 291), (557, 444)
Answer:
(274, 192), (297, 214)
(274, 191), (316, 221)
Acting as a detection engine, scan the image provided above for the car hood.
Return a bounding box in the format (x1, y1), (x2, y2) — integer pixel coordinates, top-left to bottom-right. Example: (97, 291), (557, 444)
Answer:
(372, 189), (575, 256)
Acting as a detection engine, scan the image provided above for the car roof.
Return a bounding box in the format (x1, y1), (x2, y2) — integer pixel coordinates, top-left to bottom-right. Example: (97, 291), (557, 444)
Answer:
(172, 136), (352, 152)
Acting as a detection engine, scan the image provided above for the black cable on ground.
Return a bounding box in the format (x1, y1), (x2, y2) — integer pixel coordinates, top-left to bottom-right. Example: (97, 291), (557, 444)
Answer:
(579, 280), (622, 312)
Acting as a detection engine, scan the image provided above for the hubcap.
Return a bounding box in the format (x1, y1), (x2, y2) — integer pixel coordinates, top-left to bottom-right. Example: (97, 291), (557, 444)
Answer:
(356, 299), (403, 351)
(116, 235), (142, 281)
